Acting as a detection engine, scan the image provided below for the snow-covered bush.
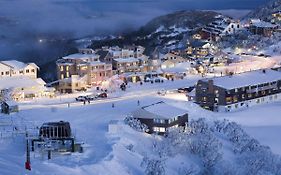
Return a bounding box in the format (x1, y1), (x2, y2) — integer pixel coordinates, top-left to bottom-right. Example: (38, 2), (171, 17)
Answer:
(212, 119), (281, 175)
(141, 155), (166, 175)
(124, 116), (148, 132)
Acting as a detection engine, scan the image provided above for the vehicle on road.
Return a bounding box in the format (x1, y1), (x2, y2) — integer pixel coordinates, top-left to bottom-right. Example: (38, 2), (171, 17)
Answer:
(96, 92), (107, 98)
(85, 94), (97, 101)
(157, 89), (166, 96)
(75, 96), (87, 101)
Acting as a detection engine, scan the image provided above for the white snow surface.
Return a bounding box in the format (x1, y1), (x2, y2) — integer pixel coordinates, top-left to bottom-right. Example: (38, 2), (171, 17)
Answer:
(204, 69), (281, 89)
(0, 75), (281, 174)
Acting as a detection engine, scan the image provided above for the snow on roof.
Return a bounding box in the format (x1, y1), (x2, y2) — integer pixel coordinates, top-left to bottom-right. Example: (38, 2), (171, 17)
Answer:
(132, 101), (188, 119)
(114, 57), (139, 63)
(189, 40), (209, 48)
(1, 60), (27, 69)
(251, 20), (277, 28)
(0, 76), (46, 89)
(203, 69), (281, 90)
(63, 53), (99, 60)
(3, 100), (18, 106)
(162, 62), (191, 73)
(89, 61), (106, 66)
(137, 55), (149, 61)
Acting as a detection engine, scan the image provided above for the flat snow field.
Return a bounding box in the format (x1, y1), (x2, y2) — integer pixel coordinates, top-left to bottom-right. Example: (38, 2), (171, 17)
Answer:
(0, 77), (281, 175)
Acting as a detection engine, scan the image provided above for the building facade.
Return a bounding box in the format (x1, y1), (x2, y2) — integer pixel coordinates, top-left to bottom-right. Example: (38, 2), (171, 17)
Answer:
(195, 69), (281, 112)
(200, 16), (241, 41)
(56, 52), (113, 92)
(0, 60), (38, 79)
(249, 19), (278, 37)
(131, 101), (188, 134)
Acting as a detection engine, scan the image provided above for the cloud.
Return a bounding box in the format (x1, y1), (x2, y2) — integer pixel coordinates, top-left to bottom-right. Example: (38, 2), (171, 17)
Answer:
(0, 0), (266, 60)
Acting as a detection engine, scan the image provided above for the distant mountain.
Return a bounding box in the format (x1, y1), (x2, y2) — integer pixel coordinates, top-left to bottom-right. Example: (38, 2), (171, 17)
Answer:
(139, 10), (220, 35)
(244, 0), (281, 21)
(90, 10), (221, 55)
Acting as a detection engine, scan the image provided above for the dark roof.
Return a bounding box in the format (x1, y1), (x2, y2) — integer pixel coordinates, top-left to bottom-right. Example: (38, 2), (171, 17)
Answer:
(96, 50), (110, 62)
(41, 121), (70, 127)
(189, 40), (209, 48)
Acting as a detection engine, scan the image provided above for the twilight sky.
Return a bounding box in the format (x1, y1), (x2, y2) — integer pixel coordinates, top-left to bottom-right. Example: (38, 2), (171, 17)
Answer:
(0, 0), (267, 60)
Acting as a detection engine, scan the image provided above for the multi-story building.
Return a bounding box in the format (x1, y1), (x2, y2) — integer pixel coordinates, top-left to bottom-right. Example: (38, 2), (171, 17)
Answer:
(113, 57), (140, 74)
(160, 52), (187, 69)
(186, 40), (214, 59)
(249, 19), (278, 37)
(97, 45), (149, 74)
(56, 52), (113, 93)
(272, 11), (281, 23)
(131, 101), (189, 134)
(0, 60), (54, 101)
(200, 16), (241, 41)
(195, 69), (281, 112)
(0, 60), (38, 79)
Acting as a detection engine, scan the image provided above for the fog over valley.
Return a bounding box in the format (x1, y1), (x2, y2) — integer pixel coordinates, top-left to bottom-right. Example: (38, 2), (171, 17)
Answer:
(0, 0), (266, 62)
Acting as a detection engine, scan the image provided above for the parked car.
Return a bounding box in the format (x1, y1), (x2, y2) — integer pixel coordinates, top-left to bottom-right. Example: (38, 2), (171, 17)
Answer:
(96, 92), (107, 98)
(177, 88), (188, 93)
(157, 89), (166, 96)
(75, 96), (87, 101)
(178, 86), (195, 93)
(85, 94), (97, 101)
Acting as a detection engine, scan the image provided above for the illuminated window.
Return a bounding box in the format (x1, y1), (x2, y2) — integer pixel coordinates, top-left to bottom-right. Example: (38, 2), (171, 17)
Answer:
(226, 97), (232, 103)
(153, 118), (165, 124)
(153, 127), (166, 133)
(204, 96), (208, 101)
(66, 66), (69, 71)
(233, 96), (238, 102)
(60, 66), (63, 71)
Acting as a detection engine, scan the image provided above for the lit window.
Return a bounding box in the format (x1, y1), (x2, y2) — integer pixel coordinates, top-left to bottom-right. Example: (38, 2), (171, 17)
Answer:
(233, 96), (238, 102)
(153, 118), (165, 124)
(153, 127), (166, 133)
(226, 97), (232, 103)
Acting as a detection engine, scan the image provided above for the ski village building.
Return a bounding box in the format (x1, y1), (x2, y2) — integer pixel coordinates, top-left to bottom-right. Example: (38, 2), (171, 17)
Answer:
(186, 40), (214, 59)
(200, 16), (241, 41)
(56, 51), (113, 93)
(249, 19), (278, 37)
(0, 60), (55, 101)
(271, 11), (281, 23)
(195, 69), (281, 112)
(131, 101), (188, 134)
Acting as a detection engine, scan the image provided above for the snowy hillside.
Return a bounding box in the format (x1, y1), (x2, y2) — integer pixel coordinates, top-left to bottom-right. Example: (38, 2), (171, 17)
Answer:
(245, 0), (281, 21)
(1, 77), (281, 174)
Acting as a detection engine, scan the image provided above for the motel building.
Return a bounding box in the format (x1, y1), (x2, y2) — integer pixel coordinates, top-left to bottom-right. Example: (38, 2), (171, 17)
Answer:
(195, 69), (281, 112)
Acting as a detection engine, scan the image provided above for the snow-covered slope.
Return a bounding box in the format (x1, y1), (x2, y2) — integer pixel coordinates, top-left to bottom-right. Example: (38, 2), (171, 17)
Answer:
(0, 78), (281, 174)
